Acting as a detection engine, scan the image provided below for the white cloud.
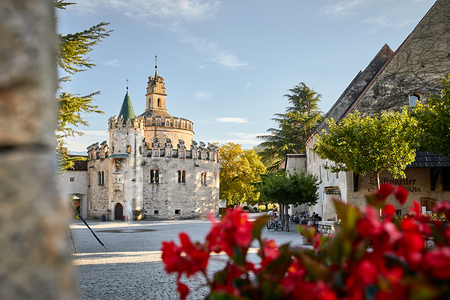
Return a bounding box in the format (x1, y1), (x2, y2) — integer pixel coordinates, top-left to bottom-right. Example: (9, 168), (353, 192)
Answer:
(65, 130), (109, 153)
(72, 0), (220, 22)
(181, 35), (248, 69)
(103, 59), (120, 67)
(227, 132), (266, 139)
(216, 117), (248, 124)
(194, 90), (213, 101)
(324, 0), (364, 16)
(244, 82), (252, 90)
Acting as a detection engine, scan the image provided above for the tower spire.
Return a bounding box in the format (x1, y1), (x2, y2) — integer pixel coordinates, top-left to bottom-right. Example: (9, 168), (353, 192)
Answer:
(154, 55), (158, 78)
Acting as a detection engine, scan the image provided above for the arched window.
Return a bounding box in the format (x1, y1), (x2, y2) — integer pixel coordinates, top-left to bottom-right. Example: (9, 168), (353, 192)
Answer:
(150, 169), (159, 183)
(157, 98), (161, 107)
(409, 94), (420, 108)
(98, 171), (105, 185)
(201, 172), (207, 186)
(178, 170), (186, 183)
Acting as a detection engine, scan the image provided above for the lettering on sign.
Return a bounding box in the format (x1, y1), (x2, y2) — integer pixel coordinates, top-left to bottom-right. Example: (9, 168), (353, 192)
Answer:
(368, 187), (421, 193)
(369, 177), (417, 186)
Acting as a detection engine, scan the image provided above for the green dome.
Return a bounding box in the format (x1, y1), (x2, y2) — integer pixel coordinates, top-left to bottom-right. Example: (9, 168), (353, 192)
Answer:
(118, 91), (136, 122)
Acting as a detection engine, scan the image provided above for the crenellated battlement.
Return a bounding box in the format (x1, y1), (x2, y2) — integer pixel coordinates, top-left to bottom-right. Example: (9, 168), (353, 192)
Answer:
(108, 115), (145, 130)
(88, 137), (219, 162)
(87, 141), (109, 160)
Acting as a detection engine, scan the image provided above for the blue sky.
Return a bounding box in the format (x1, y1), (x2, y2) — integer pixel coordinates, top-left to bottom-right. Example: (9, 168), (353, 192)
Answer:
(58, 0), (436, 154)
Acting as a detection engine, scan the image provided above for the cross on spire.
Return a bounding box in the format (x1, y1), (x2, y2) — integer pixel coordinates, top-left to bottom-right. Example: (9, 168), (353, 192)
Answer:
(155, 55), (158, 78)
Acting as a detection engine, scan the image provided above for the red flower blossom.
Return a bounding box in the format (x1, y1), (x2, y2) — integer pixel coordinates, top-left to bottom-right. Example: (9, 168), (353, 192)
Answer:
(424, 247), (450, 280)
(177, 281), (189, 300)
(410, 200), (421, 215)
(357, 206), (383, 237)
(383, 204), (396, 218)
(394, 185), (408, 204)
(161, 232), (209, 278)
(378, 184), (395, 200)
(206, 207), (253, 256)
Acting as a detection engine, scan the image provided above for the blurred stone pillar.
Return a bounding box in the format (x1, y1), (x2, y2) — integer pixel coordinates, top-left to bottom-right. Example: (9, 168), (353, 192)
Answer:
(0, 0), (77, 299)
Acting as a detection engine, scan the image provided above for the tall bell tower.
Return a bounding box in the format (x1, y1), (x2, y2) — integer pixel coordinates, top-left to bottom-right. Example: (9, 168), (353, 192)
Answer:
(145, 55), (167, 113)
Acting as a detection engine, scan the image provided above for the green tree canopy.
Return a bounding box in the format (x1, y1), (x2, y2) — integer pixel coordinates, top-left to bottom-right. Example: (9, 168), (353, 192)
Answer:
(258, 169), (320, 207)
(55, 1), (112, 171)
(257, 82), (323, 170)
(257, 169), (320, 231)
(412, 74), (450, 156)
(219, 143), (266, 206)
(314, 108), (419, 188)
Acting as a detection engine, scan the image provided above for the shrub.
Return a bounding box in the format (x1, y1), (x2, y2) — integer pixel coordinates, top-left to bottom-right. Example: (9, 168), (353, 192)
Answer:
(161, 184), (450, 299)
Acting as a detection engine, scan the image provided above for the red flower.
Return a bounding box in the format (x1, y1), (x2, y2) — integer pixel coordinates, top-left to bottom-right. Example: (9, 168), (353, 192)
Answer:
(378, 184), (395, 200)
(424, 247), (450, 280)
(394, 185), (408, 204)
(161, 232), (209, 278)
(410, 200), (421, 215)
(383, 204), (396, 218)
(357, 206), (383, 237)
(177, 281), (189, 300)
(206, 207), (253, 256)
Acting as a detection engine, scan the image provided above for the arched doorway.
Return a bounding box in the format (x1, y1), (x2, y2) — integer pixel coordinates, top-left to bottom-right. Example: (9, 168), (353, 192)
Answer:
(115, 203), (123, 220)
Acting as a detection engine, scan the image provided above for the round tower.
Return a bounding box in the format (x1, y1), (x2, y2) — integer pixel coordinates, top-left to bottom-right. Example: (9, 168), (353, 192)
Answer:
(108, 90), (145, 220)
(139, 61), (194, 148)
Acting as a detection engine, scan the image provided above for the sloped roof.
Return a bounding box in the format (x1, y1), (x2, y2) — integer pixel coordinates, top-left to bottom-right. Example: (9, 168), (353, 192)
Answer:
(118, 91), (136, 122)
(408, 151), (450, 168)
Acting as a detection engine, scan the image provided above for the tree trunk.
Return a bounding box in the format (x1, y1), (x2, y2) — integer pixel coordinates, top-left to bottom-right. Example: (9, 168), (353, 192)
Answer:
(285, 204), (290, 232)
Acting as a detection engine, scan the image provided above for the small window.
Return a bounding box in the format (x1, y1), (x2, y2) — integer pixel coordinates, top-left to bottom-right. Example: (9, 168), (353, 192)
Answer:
(409, 94), (420, 108)
(175, 209), (181, 215)
(178, 170), (186, 183)
(70, 177), (75, 182)
(127, 145), (131, 154)
(150, 169), (159, 183)
(154, 210), (159, 215)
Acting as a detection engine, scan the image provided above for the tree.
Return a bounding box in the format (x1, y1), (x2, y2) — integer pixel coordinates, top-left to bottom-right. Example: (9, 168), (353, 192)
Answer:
(55, 1), (112, 171)
(219, 143), (266, 206)
(257, 169), (319, 231)
(412, 74), (450, 156)
(314, 108), (419, 188)
(257, 82), (323, 170)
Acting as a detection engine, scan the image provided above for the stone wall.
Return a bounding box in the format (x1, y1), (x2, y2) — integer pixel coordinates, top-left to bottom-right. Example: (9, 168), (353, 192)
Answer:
(0, 1), (76, 298)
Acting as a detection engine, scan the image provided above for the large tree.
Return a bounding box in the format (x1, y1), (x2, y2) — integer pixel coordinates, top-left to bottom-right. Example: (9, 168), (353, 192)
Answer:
(257, 169), (320, 231)
(257, 82), (322, 170)
(219, 143), (266, 206)
(314, 108), (419, 188)
(412, 74), (450, 156)
(55, 1), (111, 171)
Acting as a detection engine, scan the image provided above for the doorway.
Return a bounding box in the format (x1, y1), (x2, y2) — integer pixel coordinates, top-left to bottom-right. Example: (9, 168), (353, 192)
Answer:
(115, 203), (123, 220)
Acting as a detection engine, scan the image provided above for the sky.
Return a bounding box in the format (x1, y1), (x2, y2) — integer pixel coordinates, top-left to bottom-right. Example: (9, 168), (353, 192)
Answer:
(58, 0), (436, 154)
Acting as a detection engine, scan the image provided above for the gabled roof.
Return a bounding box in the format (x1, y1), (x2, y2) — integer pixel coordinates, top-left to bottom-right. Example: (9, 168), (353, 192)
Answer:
(118, 91), (136, 122)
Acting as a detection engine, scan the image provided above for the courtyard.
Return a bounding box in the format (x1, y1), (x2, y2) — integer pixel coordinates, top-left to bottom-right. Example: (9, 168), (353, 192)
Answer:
(70, 214), (307, 300)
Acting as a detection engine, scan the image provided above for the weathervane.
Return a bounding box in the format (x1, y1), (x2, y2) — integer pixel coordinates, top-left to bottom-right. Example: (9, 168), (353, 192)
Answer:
(126, 78), (129, 90)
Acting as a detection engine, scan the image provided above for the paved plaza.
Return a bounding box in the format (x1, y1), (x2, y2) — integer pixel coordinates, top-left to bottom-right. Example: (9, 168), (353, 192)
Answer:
(70, 214), (308, 300)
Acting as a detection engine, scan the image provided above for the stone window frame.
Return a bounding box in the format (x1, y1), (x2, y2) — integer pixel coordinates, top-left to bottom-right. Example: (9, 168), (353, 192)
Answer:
(70, 177), (75, 182)
(175, 209), (181, 215)
(98, 171), (105, 186)
(154, 210), (159, 215)
(409, 93), (421, 108)
(150, 169), (160, 183)
(201, 172), (207, 186)
(177, 170), (186, 184)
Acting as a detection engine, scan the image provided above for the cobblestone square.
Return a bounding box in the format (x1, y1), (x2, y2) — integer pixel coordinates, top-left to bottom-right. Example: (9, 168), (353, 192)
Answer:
(71, 215), (308, 299)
